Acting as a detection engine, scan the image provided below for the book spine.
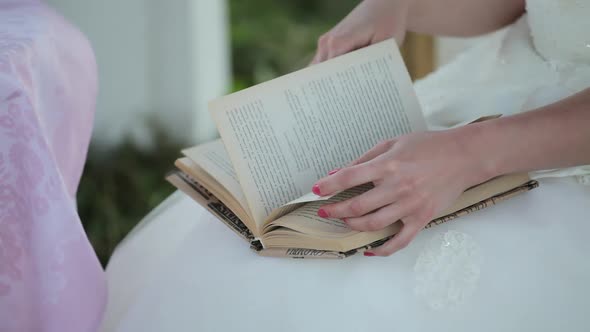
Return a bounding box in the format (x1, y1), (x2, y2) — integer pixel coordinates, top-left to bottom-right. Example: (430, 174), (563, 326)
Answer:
(423, 179), (539, 229)
(171, 168), (538, 259)
(254, 180), (539, 259)
(166, 170), (255, 242)
(354, 180), (540, 254)
(256, 248), (345, 259)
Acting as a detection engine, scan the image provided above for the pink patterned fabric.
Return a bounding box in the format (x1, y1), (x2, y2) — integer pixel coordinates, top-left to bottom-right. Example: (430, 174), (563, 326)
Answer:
(0, 1), (106, 331)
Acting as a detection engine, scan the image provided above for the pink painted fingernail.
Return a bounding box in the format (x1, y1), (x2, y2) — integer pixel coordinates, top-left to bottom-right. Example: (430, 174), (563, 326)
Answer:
(341, 218), (348, 223)
(317, 208), (329, 218)
(312, 184), (321, 196)
(328, 168), (340, 175)
(364, 252), (375, 257)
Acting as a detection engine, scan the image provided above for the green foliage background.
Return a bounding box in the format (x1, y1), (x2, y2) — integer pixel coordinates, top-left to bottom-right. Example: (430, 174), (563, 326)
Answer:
(230, 0), (357, 89)
(78, 0), (358, 266)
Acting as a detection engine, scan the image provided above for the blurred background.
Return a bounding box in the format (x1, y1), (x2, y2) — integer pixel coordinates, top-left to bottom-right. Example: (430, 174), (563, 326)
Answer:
(46, 0), (476, 266)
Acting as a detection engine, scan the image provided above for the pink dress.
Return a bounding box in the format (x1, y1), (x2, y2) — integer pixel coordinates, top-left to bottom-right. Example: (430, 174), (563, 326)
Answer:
(0, 1), (105, 331)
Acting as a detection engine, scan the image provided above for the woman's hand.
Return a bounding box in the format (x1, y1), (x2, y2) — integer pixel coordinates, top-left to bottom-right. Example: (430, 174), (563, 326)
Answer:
(310, 0), (410, 64)
(312, 128), (494, 256)
(311, 0), (525, 65)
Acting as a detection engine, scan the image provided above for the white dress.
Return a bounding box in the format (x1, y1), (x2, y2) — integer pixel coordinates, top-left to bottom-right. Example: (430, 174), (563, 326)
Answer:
(100, 1), (590, 331)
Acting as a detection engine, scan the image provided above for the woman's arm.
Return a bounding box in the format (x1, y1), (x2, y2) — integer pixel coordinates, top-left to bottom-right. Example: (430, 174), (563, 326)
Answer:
(466, 88), (590, 178)
(311, 0), (525, 63)
(313, 88), (590, 257)
(407, 0), (525, 37)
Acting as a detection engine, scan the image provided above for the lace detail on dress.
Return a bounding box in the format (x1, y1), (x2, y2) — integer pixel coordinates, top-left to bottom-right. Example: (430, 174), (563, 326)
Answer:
(576, 175), (590, 185)
(527, 0), (590, 65)
(414, 231), (482, 310)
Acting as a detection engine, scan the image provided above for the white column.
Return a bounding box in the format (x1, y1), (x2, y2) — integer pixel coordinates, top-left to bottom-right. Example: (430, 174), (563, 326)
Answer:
(147, 0), (230, 145)
(190, 0), (231, 143)
(46, 0), (230, 148)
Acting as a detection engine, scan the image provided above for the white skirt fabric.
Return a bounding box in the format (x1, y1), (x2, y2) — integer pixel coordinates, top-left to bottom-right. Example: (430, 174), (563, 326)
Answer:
(101, 178), (590, 332)
(101, 11), (590, 332)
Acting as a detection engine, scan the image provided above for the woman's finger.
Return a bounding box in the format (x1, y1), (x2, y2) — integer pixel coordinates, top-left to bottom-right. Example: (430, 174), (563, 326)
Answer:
(314, 30), (373, 65)
(366, 219), (423, 257)
(313, 159), (383, 196)
(314, 34), (333, 63)
(318, 185), (400, 219)
(309, 51), (321, 65)
(325, 36), (358, 60)
(344, 198), (418, 232)
(347, 139), (395, 167)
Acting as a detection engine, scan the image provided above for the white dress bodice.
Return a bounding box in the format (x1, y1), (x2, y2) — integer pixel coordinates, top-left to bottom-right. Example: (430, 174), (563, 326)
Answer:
(415, 0), (590, 184)
(527, 0), (590, 65)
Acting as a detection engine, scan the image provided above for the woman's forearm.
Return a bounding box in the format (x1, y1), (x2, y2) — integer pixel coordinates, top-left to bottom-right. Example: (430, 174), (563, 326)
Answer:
(460, 88), (590, 182)
(405, 0), (525, 37)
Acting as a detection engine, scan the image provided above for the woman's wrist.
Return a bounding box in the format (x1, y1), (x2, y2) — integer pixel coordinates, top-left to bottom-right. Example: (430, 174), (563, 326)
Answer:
(450, 122), (504, 186)
(363, 0), (412, 37)
(461, 90), (590, 180)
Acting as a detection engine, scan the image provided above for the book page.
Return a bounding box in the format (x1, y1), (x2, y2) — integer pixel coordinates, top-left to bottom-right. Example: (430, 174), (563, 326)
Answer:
(262, 190), (341, 225)
(264, 183), (374, 230)
(211, 39), (426, 226)
(182, 139), (250, 216)
(265, 185), (371, 236)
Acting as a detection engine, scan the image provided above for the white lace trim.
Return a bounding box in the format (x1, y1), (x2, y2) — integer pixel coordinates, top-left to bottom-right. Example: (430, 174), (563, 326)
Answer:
(414, 231), (482, 310)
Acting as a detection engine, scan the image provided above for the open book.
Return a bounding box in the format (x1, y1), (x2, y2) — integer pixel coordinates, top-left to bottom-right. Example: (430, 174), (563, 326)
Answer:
(167, 39), (538, 259)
